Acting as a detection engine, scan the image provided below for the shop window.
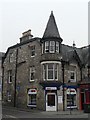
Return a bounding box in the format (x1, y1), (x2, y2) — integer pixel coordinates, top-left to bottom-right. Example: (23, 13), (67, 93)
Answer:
(67, 88), (77, 108)
(43, 63), (58, 81)
(69, 71), (76, 82)
(27, 89), (37, 107)
(50, 41), (55, 53)
(30, 66), (35, 81)
(8, 70), (12, 83)
(31, 46), (35, 57)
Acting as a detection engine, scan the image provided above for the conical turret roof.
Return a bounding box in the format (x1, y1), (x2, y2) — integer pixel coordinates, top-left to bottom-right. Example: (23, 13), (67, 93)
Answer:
(43, 11), (61, 39)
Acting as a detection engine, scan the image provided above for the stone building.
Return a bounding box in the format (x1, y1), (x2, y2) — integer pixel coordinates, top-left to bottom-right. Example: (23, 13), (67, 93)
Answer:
(0, 52), (5, 100)
(2, 12), (90, 111)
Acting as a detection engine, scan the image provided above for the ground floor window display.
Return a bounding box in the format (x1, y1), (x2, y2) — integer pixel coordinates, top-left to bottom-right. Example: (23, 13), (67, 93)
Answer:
(67, 88), (77, 109)
(27, 89), (37, 107)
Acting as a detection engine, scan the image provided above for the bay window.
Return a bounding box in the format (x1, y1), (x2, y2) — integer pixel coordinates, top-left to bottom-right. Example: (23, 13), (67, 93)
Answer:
(44, 41), (60, 53)
(43, 63), (58, 80)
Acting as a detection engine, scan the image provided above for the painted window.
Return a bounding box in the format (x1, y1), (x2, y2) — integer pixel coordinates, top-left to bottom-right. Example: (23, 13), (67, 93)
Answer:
(43, 63), (58, 80)
(31, 46), (35, 57)
(27, 89), (37, 107)
(50, 41), (55, 53)
(69, 71), (76, 82)
(56, 41), (59, 53)
(30, 66), (35, 81)
(8, 70), (12, 83)
(45, 41), (49, 53)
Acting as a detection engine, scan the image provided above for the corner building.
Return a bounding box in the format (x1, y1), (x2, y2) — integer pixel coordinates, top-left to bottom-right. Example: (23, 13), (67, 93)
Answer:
(2, 12), (90, 111)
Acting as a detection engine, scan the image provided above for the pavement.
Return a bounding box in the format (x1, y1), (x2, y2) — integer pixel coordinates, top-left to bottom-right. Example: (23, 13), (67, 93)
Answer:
(1, 102), (89, 119)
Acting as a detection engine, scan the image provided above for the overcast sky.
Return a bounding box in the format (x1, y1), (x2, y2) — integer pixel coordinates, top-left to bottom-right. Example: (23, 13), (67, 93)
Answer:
(0, 0), (89, 52)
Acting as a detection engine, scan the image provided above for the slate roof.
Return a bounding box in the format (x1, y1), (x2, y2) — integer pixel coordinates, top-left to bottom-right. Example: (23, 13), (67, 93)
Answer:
(61, 44), (90, 67)
(43, 11), (61, 39)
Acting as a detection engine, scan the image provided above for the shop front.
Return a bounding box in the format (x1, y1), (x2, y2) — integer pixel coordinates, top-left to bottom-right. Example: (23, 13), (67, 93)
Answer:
(79, 84), (90, 110)
(40, 81), (62, 111)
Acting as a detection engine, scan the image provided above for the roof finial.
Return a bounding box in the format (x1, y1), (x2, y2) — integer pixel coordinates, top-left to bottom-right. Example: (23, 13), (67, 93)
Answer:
(51, 11), (53, 15)
(73, 41), (76, 47)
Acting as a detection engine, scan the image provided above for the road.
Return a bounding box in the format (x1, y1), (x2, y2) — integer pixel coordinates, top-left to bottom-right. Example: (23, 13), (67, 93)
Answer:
(2, 106), (89, 119)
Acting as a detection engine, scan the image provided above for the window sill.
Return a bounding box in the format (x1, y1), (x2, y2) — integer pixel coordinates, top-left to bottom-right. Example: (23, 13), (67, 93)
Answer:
(67, 106), (77, 109)
(27, 104), (36, 107)
(30, 80), (35, 82)
(31, 56), (35, 58)
(8, 82), (12, 84)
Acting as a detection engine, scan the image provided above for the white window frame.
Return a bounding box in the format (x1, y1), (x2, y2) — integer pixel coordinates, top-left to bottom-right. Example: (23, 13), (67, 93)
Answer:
(47, 64), (54, 80)
(45, 41), (49, 53)
(8, 70), (12, 83)
(43, 63), (58, 81)
(50, 41), (55, 53)
(30, 66), (35, 82)
(56, 41), (59, 53)
(67, 88), (77, 108)
(69, 71), (76, 82)
(27, 89), (37, 107)
(31, 46), (35, 57)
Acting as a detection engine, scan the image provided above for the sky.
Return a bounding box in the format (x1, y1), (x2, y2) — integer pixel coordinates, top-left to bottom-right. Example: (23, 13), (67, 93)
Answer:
(0, 0), (89, 52)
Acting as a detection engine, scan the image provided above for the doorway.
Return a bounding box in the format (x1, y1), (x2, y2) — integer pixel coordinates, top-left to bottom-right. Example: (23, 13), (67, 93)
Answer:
(46, 93), (57, 111)
(81, 93), (85, 110)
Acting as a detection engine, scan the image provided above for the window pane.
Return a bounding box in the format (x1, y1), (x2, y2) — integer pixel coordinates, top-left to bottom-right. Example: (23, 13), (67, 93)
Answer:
(31, 46), (35, 56)
(29, 94), (36, 105)
(48, 64), (53, 69)
(48, 94), (55, 106)
(70, 72), (75, 80)
(48, 70), (53, 79)
(56, 41), (59, 53)
(45, 41), (49, 52)
(30, 67), (35, 80)
(50, 41), (55, 53)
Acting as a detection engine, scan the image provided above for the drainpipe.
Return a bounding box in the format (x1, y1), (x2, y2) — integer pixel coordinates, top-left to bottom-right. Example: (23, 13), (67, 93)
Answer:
(14, 48), (18, 107)
(61, 59), (65, 111)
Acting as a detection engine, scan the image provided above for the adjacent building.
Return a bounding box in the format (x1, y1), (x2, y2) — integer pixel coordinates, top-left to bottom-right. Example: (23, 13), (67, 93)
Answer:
(2, 12), (90, 111)
(0, 52), (5, 100)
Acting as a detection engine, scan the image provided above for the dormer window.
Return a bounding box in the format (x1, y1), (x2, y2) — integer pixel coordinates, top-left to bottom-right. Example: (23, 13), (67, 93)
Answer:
(44, 41), (60, 53)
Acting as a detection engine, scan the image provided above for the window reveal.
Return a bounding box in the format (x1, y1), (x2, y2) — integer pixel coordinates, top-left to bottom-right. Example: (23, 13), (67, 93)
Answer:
(8, 70), (12, 83)
(30, 66), (35, 81)
(31, 46), (35, 56)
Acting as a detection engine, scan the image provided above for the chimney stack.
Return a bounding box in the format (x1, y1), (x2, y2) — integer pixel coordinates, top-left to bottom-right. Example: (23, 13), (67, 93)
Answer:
(20, 29), (33, 43)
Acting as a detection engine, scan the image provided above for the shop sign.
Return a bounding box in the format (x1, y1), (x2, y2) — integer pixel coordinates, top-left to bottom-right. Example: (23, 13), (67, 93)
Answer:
(28, 89), (37, 94)
(58, 96), (62, 103)
(67, 88), (76, 94)
(45, 87), (57, 90)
